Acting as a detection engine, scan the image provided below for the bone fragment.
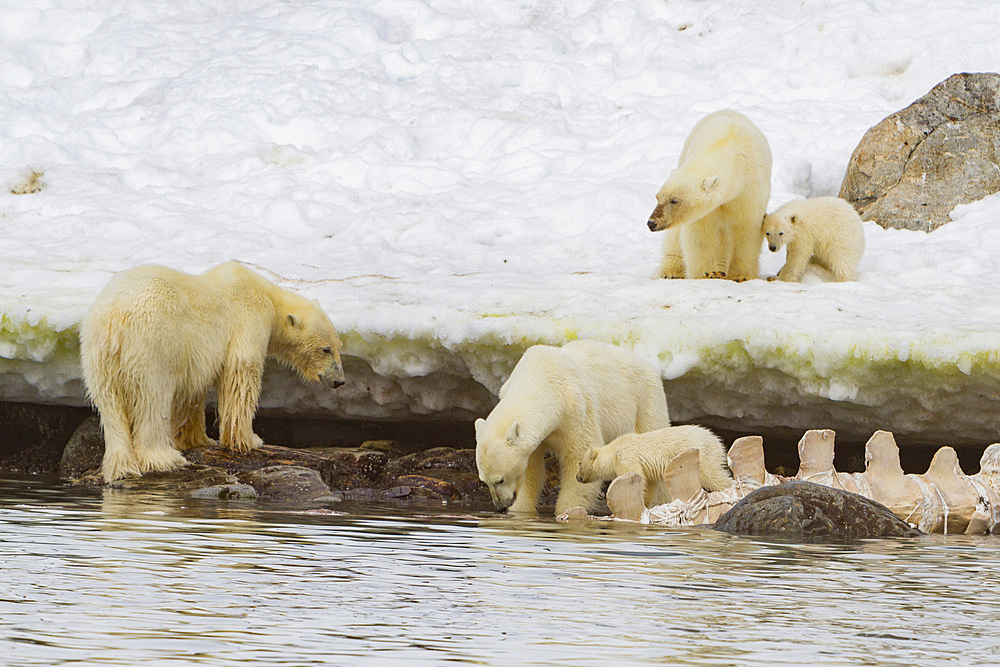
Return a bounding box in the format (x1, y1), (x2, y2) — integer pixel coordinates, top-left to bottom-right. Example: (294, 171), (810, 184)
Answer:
(852, 430), (922, 520)
(795, 429), (856, 492)
(605, 472), (645, 522)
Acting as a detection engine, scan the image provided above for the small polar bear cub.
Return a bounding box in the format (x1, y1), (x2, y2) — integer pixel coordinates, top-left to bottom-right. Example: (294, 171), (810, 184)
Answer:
(576, 425), (732, 508)
(762, 196), (865, 282)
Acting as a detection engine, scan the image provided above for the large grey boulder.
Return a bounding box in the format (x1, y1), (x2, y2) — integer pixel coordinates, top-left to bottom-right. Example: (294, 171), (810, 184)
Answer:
(840, 72), (1000, 232)
(713, 480), (923, 540)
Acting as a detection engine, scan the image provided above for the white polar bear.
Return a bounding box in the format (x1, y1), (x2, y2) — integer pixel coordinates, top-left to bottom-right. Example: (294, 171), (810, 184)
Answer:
(474, 339), (671, 515)
(762, 196), (865, 282)
(576, 425), (732, 507)
(80, 261), (345, 482)
(648, 109), (772, 281)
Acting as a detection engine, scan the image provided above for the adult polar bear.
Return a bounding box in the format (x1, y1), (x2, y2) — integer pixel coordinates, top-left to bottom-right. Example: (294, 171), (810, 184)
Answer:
(647, 110), (772, 281)
(475, 340), (671, 515)
(80, 261), (345, 482)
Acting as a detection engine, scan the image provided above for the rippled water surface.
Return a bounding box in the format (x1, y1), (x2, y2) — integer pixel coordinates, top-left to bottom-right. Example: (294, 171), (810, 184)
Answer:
(2, 476), (999, 665)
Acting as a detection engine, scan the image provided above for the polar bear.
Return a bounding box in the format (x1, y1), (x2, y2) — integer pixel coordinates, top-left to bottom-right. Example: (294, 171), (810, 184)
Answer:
(576, 425), (732, 507)
(647, 110), (772, 281)
(763, 196), (865, 282)
(80, 261), (345, 482)
(474, 339), (671, 515)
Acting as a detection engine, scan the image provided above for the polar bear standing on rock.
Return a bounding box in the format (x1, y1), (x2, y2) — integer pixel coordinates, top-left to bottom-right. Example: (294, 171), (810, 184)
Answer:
(763, 196), (866, 282)
(80, 261), (345, 482)
(576, 425), (732, 507)
(475, 340), (671, 515)
(648, 110), (771, 281)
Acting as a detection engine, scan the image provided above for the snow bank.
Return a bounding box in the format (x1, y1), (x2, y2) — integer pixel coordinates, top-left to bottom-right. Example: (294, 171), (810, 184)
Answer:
(3, 0), (1000, 446)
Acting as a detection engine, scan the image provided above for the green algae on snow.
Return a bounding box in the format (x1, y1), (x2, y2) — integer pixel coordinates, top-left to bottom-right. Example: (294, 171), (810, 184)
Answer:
(0, 315), (80, 363)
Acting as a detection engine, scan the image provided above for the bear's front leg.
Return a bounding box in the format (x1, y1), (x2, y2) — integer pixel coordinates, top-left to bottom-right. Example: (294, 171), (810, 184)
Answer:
(555, 452), (603, 514)
(656, 228), (686, 279)
(777, 244), (811, 282)
(217, 359), (265, 453)
(508, 447), (546, 514)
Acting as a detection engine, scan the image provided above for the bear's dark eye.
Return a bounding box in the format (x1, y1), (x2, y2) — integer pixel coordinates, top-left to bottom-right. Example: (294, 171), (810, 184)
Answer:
(322, 346), (332, 354)
(778, 232), (783, 236)
(669, 198), (679, 205)
(496, 478), (504, 486)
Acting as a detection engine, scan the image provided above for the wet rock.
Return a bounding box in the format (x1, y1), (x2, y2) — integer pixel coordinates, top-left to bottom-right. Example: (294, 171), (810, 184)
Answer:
(381, 446), (477, 479)
(0, 402), (91, 474)
(359, 439), (407, 458)
(840, 72), (1000, 232)
(713, 480), (923, 540)
(239, 465), (338, 503)
(380, 447), (487, 502)
(189, 483), (259, 501)
(104, 465), (237, 492)
(186, 443), (387, 490)
(58, 414), (104, 479)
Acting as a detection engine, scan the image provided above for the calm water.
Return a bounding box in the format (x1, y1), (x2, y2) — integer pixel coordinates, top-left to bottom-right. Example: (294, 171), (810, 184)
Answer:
(2, 477), (999, 666)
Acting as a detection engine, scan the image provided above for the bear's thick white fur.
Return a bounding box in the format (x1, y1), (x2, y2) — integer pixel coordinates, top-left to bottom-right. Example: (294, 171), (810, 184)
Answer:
(474, 339), (671, 515)
(648, 110), (772, 281)
(80, 261), (345, 482)
(762, 196), (865, 282)
(576, 425), (732, 507)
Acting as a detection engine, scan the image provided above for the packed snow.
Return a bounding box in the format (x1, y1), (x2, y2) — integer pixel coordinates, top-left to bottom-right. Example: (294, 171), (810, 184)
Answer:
(3, 0), (1000, 448)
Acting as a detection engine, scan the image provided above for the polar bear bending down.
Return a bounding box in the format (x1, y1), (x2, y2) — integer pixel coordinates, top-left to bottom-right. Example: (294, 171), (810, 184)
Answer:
(576, 425), (732, 507)
(762, 196), (865, 282)
(475, 340), (671, 515)
(648, 110), (771, 281)
(80, 261), (345, 482)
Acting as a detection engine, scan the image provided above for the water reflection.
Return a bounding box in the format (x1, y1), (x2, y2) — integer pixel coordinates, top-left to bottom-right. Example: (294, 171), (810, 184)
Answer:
(2, 477), (998, 665)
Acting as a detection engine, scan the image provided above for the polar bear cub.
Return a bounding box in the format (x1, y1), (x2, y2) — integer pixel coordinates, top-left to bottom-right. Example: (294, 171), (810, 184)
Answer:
(576, 425), (732, 507)
(762, 196), (865, 282)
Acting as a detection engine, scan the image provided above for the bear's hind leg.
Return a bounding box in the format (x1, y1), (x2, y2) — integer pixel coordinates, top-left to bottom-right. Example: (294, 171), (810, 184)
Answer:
(95, 391), (142, 482)
(131, 383), (189, 474)
(174, 391), (216, 451)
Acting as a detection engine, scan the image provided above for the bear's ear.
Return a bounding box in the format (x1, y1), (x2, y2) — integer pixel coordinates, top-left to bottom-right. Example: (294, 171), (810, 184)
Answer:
(474, 418), (486, 437)
(287, 313), (301, 328)
(701, 175), (719, 193)
(505, 421), (521, 444)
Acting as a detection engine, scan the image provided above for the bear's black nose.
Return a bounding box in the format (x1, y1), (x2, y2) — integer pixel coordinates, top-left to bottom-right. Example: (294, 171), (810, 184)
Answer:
(769, 245), (778, 252)
(647, 219), (657, 231)
(333, 380), (345, 388)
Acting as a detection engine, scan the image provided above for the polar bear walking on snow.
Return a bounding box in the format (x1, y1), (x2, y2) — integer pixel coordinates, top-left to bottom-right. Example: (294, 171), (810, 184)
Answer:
(762, 196), (866, 282)
(648, 109), (772, 281)
(80, 261), (346, 482)
(576, 425), (732, 508)
(474, 340), (671, 515)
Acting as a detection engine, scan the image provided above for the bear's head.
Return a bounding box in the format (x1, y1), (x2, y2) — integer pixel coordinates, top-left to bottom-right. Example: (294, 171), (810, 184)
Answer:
(475, 417), (532, 512)
(270, 294), (346, 388)
(762, 211), (797, 252)
(647, 172), (720, 232)
(576, 446), (615, 484)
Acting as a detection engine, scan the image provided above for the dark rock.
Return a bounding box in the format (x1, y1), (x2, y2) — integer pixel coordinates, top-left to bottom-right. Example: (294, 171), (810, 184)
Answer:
(840, 72), (1000, 232)
(103, 465), (237, 492)
(0, 402), (91, 474)
(239, 465), (335, 503)
(189, 483), (259, 501)
(58, 414), (104, 479)
(186, 443), (387, 490)
(382, 446), (477, 479)
(359, 439), (406, 458)
(713, 480), (923, 540)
